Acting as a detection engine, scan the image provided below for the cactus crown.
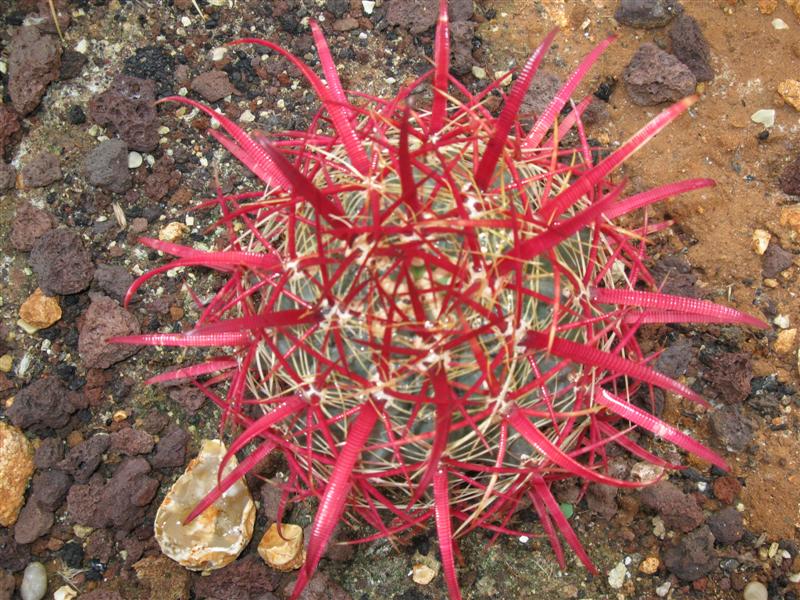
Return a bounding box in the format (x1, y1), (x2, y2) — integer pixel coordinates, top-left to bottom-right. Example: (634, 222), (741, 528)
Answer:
(115, 2), (765, 598)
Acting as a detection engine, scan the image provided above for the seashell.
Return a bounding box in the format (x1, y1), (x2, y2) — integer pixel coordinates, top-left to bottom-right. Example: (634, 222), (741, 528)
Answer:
(154, 439), (255, 571)
(257, 523), (305, 571)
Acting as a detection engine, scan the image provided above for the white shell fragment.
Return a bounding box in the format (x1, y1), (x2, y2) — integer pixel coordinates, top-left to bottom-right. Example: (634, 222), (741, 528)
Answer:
(772, 18), (789, 29)
(257, 523), (305, 571)
(155, 439), (255, 571)
(750, 109), (776, 128)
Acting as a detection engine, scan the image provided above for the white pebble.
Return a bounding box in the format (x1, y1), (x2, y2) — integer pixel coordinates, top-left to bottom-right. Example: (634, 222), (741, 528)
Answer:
(362, 0), (375, 14)
(774, 314), (791, 329)
(743, 581), (768, 600)
(74, 39), (88, 54)
(751, 109), (776, 128)
(772, 18), (789, 29)
(607, 561), (626, 589)
(472, 65), (487, 80)
(239, 110), (255, 123)
(211, 47), (228, 61)
(655, 581), (671, 597)
(181, 15), (192, 27)
(53, 585), (77, 600)
(20, 562), (47, 600)
(128, 151), (143, 169)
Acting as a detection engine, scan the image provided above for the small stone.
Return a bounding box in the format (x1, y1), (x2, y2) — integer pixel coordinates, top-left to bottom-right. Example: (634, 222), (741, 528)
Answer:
(190, 70), (237, 103)
(149, 427), (189, 469)
(85, 139), (132, 194)
(608, 561), (627, 589)
(655, 581), (671, 597)
(10, 203), (54, 252)
(53, 586), (77, 600)
(362, 1), (375, 15)
(128, 151), (143, 169)
(333, 17), (359, 32)
(743, 581), (768, 600)
(758, 0), (778, 13)
(20, 153), (62, 189)
(706, 507), (744, 545)
(0, 355), (12, 373)
(14, 500), (54, 545)
(762, 241), (795, 278)
(110, 428), (155, 456)
(258, 523), (305, 571)
(773, 18), (789, 29)
(778, 80), (800, 111)
(614, 0), (682, 28)
(712, 476), (741, 504)
(30, 229), (94, 296)
(0, 422), (35, 527)
(750, 109), (775, 128)
(89, 76), (158, 152)
(663, 525), (716, 581)
(19, 288), (61, 331)
(0, 162), (16, 190)
(8, 27), (62, 116)
(78, 294), (140, 369)
(710, 406), (752, 452)
(751, 229), (771, 255)
(640, 481), (704, 533)
(239, 110), (255, 123)
(639, 556), (660, 575)
(20, 562), (47, 600)
(624, 43), (696, 106)
(158, 222), (188, 242)
(8, 378), (79, 432)
(775, 328), (797, 354)
(471, 65), (487, 79)
(412, 563), (437, 585)
(669, 14), (713, 82)
(154, 439), (255, 571)
(58, 433), (111, 483)
(93, 264), (134, 303)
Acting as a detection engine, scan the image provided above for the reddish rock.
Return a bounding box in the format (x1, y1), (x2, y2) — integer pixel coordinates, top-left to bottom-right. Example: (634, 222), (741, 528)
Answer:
(0, 569), (14, 600)
(712, 476), (741, 505)
(13, 500), (53, 544)
(78, 294), (140, 369)
(33, 438), (65, 470)
(669, 14), (713, 82)
(192, 555), (280, 600)
(148, 427), (189, 469)
(58, 433), (111, 483)
(19, 152), (62, 188)
(706, 353), (752, 404)
(30, 229), (95, 295)
(190, 70), (237, 103)
(0, 163), (15, 191)
(79, 590), (124, 600)
(8, 26), (62, 115)
(110, 428), (155, 456)
(93, 264), (134, 304)
(143, 156), (181, 202)
(58, 50), (86, 80)
(89, 76), (158, 152)
(85, 529), (115, 563)
(386, 0), (473, 34)
(29, 469), (71, 511)
(640, 481), (704, 533)
(624, 43), (696, 106)
(706, 507), (744, 545)
(281, 570), (351, 600)
(0, 107), (21, 161)
(449, 20), (475, 76)
(522, 71), (562, 117)
(663, 525), (717, 581)
(168, 385), (206, 412)
(780, 155), (800, 196)
(7, 378), (79, 432)
(586, 484), (619, 520)
(762, 241), (795, 279)
(10, 202), (54, 252)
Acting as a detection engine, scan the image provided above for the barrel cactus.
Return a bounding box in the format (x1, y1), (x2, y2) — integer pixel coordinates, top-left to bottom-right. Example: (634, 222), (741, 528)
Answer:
(114, 2), (765, 597)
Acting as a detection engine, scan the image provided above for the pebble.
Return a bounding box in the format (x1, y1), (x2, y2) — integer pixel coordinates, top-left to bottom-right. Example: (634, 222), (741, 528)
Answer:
(19, 288), (61, 331)
(772, 18), (789, 29)
(608, 561), (627, 589)
(257, 523), (305, 572)
(471, 65), (487, 79)
(85, 139), (132, 194)
(624, 43), (696, 106)
(0, 422), (35, 527)
(0, 354), (13, 372)
(778, 79), (800, 111)
(412, 563), (437, 585)
(750, 109), (775, 128)
(128, 151), (143, 169)
(53, 585), (77, 600)
(362, 0), (375, 14)
(639, 556), (660, 575)
(743, 581), (768, 600)
(239, 110), (255, 123)
(158, 222), (188, 242)
(775, 328), (797, 354)
(74, 39), (88, 54)
(655, 581), (671, 597)
(20, 561), (47, 600)
(752, 229), (771, 255)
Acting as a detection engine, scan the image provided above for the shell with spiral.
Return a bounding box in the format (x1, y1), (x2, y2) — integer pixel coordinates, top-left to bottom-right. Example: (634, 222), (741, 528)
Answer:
(114, 2), (766, 598)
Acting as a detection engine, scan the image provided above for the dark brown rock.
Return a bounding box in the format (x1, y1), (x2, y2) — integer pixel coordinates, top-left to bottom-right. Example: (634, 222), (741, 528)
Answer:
(615, 0), (683, 29)
(85, 139), (132, 194)
(0, 107), (21, 161)
(706, 507), (744, 545)
(669, 14), (713, 82)
(522, 71), (562, 117)
(110, 427), (155, 456)
(663, 525), (716, 581)
(20, 152), (61, 188)
(191, 70), (237, 103)
(449, 20), (475, 76)
(58, 433), (111, 483)
(7, 378), (78, 432)
(0, 532), (29, 573)
(651, 254), (699, 297)
(780, 155), (800, 196)
(8, 26), (62, 115)
(0, 163), (16, 191)
(710, 405), (752, 452)
(762, 241), (795, 278)
(78, 294), (140, 369)
(386, 0), (473, 34)
(0, 569), (14, 600)
(33, 438), (65, 470)
(624, 43), (696, 106)
(94, 264), (134, 303)
(586, 484), (618, 520)
(89, 76), (158, 152)
(58, 49), (87, 80)
(640, 481), (704, 533)
(79, 590), (124, 600)
(10, 202), (54, 252)
(281, 570), (351, 600)
(149, 427), (189, 469)
(168, 385), (206, 412)
(192, 555), (280, 600)
(13, 500), (53, 544)
(706, 353), (752, 404)
(30, 229), (95, 295)
(143, 156), (181, 202)
(30, 469), (71, 511)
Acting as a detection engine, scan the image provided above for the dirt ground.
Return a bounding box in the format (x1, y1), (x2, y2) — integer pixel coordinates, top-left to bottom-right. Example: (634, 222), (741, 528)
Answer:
(1, 0), (800, 599)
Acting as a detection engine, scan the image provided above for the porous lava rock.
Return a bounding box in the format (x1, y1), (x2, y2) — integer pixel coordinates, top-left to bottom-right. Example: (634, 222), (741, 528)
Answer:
(77, 294), (140, 369)
(707, 507), (744, 545)
(0, 163), (16, 191)
(89, 76), (158, 152)
(614, 0), (683, 29)
(10, 203), (54, 252)
(669, 14), (713, 82)
(191, 555), (280, 600)
(663, 525), (717, 581)
(58, 433), (111, 483)
(8, 26), (62, 115)
(190, 70), (237, 103)
(6, 378), (80, 432)
(29, 229), (95, 295)
(19, 152), (61, 188)
(710, 405), (753, 452)
(624, 43), (696, 106)
(386, 0), (473, 34)
(780, 155), (800, 196)
(640, 481), (704, 533)
(85, 139), (132, 194)
(0, 106), (21, 160)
